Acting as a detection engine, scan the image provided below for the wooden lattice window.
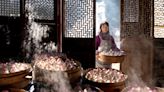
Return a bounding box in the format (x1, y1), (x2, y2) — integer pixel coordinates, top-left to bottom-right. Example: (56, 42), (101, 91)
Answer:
(23, 0), (58, 55)
(0, 0), (20, 17)
(154, 0), (164, 38)
(25, 0), (55, 20)
(64, 0), (94, 38)
(123, 0), (139, 22)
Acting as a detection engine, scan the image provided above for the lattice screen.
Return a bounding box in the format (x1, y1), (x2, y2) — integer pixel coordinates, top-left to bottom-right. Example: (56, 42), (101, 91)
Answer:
(0, 0), (20, 17)
(123, 0), (139, 22)
(26, 0), (54, 20)
(64, 0), (94, 38)
(154, 0), (164, 38)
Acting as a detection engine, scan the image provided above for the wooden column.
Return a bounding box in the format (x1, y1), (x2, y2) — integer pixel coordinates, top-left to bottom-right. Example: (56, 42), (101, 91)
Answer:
(57, 0), (63, 53)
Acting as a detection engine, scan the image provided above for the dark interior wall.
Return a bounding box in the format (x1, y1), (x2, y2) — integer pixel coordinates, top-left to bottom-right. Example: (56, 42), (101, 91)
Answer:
(154, 39), (164, 87)
(0, 19), (57, 61)
(0, 0), (59, 61)
(0, 17), (22, 59)
(62, 38), (95, 69)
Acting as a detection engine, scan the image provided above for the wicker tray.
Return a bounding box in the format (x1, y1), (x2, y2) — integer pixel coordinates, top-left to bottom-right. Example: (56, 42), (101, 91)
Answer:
(97, 54), (125, 63)
(0, 63), (32, 78)
(0, 63), (32, 87)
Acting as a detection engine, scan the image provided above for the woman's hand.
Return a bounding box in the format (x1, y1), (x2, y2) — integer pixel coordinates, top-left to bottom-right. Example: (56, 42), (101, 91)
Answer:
(96, 50), (100, 60)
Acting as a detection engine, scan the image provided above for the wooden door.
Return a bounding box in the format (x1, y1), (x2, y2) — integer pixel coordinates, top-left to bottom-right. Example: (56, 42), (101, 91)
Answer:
(62, 0), (95, 69)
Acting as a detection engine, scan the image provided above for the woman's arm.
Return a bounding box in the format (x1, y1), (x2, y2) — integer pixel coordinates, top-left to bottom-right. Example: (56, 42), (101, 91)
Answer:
(96, 36), (100, 60)
(96, 36), (100, 50)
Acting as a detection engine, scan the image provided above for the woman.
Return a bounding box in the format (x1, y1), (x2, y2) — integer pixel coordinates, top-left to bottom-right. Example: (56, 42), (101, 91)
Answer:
(96, 21), (119, 68)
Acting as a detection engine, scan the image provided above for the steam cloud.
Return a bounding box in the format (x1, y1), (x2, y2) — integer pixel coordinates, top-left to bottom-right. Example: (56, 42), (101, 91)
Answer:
(23, 4), (57, 59)
(23, 4), (73, 92)
(38, 72), (72, 92)
(121, 35), (155, 91)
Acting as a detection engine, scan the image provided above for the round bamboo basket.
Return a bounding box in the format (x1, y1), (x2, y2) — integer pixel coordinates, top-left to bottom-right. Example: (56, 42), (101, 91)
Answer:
(97, 54), (125, 63)
(34, 61), (82, 85)
(0, 63), (32, 88)
(83, 68), (127, 92)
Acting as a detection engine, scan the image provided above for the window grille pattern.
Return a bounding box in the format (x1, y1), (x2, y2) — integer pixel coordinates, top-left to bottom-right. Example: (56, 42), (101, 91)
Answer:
(64, 0), (94, 38)
(26, 0), (54, 20)
(123, 0), (139, 22)
(0, 0), (20, 17)
(154, 0), (164, 38)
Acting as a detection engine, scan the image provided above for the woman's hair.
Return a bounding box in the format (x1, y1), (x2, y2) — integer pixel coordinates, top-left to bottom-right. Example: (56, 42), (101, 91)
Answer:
(100, 21), (109, 32)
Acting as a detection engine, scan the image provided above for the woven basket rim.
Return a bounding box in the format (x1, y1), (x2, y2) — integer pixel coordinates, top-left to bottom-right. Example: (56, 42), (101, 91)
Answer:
(0, 63), (32, 78)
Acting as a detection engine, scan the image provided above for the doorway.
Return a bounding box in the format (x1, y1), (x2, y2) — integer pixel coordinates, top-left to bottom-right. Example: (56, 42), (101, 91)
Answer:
(96, 0), (121, 70)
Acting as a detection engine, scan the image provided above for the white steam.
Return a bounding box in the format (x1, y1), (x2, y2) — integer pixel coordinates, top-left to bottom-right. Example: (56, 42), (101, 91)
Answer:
(39, 72), (72, 92)
(121, 35), (155, 91)
(23, 4), (57, 58)
(24, 4), (73, 92)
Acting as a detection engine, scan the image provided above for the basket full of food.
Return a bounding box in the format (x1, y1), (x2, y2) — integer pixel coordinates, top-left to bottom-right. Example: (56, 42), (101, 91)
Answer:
(97, 50), (126, 63)
(83, 68), (128, 92)
(0, 62), (32, 88)
(34, 54), (82, 85)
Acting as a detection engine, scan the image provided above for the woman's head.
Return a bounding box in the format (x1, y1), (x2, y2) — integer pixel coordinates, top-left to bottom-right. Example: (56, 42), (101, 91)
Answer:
(100, 21), (109, 33)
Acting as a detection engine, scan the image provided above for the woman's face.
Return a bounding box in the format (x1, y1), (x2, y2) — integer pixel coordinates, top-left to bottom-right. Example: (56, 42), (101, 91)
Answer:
(101, 24), (109, 33)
